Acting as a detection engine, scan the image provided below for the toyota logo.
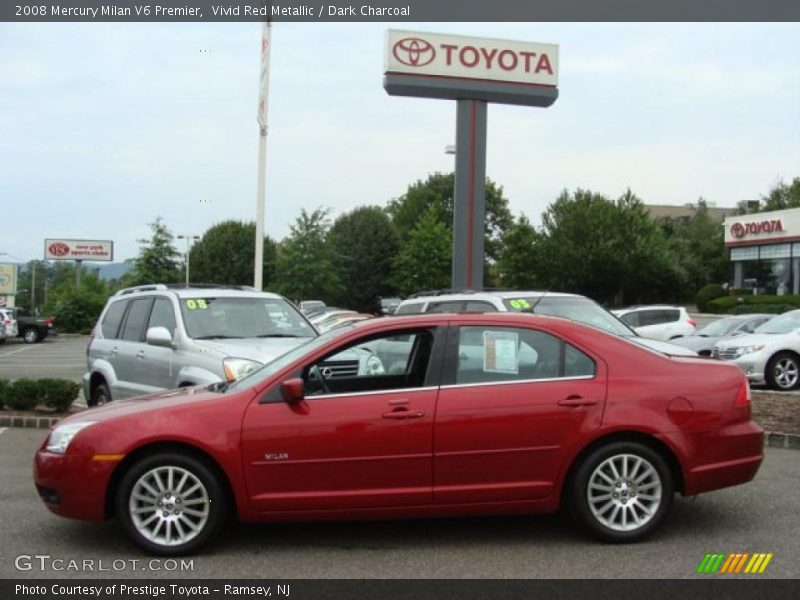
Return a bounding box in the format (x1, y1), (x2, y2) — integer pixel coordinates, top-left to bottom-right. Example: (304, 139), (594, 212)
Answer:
(730, 223), (746, 238)
(48, 242), (71, 257)
(393, 37), (436, 67)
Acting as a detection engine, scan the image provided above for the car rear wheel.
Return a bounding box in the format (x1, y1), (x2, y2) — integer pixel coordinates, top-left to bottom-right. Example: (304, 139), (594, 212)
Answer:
(23, 328), (40, 343)
(116, 453), (227, 555)
(569, 442), (673, 542)
(89, 382), (111, 406)
(766, 352), (800, 391)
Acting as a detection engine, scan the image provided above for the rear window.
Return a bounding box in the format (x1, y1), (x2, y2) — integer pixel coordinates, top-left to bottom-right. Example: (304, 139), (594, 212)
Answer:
(101, 300), (128, 339)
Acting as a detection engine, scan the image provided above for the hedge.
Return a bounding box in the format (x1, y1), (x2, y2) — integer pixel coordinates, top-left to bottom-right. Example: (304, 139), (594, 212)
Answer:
(0, 378), (81, 412)
(707, 294), (800, 314)
(696, 284), (727, 312)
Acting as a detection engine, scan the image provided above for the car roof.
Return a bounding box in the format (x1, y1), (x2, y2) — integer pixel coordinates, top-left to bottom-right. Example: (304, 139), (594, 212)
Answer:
(399, 290), (581, 303)
(112, 284), (284, 301)
(615, 305), (686, 312)
(345, 311), (584, 332)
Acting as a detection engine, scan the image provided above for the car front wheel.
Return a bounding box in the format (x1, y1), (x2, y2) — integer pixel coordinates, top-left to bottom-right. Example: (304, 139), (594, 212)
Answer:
(569, 442), (673, 542)
(766, 352), (800, 391)
(89, 382), (111, 406)
(116, 452), (227, 555)
(23, 328), (40, 343)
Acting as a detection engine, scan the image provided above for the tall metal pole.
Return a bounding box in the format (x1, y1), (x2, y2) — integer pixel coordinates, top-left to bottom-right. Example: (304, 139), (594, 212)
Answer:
(31, 261), (35, 315)
(254, 21), (272, 291)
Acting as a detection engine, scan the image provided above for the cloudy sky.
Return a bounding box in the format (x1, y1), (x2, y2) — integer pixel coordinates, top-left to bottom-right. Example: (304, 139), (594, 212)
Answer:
(1, 22), (798, 263)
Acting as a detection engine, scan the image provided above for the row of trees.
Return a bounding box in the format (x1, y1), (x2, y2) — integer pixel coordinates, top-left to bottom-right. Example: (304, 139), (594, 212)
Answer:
(15, 174), (799, 330)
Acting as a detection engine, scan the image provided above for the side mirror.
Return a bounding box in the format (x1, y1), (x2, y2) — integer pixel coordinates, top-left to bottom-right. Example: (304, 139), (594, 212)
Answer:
(281, 378), (305, 404)
(146, 326), (173, 348)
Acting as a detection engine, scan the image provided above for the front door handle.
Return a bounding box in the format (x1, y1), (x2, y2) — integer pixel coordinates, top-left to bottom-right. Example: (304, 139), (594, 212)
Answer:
(382, 408), (425, 420)
(558, 395), (599, 408)
(136, 350), (145, 359)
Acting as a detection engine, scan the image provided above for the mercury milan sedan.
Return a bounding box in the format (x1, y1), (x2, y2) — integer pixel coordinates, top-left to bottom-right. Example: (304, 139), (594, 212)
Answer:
(35, 313), (763, 555)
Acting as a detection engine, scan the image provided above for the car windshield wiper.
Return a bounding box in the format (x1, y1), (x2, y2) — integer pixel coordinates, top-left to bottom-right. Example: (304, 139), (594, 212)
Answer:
(256, 333), (301, 338)
(194, 335), (244, 340)
(207, 381), (230, 393)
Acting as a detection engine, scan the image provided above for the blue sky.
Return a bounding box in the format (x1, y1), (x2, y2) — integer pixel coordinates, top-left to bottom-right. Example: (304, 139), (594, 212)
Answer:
(1, 22), (798, 262)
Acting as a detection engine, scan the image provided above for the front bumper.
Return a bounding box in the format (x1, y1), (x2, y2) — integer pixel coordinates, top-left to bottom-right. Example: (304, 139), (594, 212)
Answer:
(34, 450), (118, 522)
(718, 353), (767, 385)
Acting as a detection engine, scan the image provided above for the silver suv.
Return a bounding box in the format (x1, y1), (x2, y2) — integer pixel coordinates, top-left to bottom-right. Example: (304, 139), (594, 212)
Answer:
(83, 285), (317, 405)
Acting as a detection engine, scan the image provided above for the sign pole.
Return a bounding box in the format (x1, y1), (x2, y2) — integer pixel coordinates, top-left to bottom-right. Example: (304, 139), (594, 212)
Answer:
(254, 21), (271, 291)
(75, 260), (82, 289)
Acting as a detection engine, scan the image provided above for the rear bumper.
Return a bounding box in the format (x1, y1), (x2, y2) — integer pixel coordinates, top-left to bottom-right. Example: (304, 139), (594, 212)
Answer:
(34, 451), (116, 522)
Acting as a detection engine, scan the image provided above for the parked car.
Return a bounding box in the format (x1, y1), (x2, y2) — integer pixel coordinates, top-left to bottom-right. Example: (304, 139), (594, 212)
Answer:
(0, 307), (19, 340)
(316, 313), (373, 333)
(82, 284), (318, 406)
(379, 296), (402, 316)
(713, 309), (800, 390)
(299, 300), (326, 316)
(2, 307), (55, 343)
(670, 314), (772, 356)
(0, 318), (6, 344)
(394, 290), (698, 357)
(309, 309), (357, 331)
(613, 306), (696, 341)
(35, 312), (763, 555)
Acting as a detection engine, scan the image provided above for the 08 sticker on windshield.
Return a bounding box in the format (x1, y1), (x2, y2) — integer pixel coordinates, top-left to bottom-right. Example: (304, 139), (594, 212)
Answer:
(509, 299), (531, 310)
(483, 330), (519, 374)
(185, 299), (209, 310)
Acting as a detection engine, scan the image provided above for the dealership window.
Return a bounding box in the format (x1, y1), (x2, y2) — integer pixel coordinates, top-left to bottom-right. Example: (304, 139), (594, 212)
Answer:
(731, 244), (793, 295)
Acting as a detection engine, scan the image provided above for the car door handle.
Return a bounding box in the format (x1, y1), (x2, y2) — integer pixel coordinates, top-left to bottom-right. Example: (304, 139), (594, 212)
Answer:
(558, 395), (598, 408)
(136, 350), (145, 359)
(382, 408), (425, 420)
(110, 346), (119, 355)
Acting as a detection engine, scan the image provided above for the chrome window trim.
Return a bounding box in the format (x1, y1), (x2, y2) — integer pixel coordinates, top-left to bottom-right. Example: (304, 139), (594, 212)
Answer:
(308, 385), (439, 400)
(441, 375), (595, 390)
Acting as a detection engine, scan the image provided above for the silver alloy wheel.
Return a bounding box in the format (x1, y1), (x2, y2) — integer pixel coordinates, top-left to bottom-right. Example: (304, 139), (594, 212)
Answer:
(23, 329), (38, 343)
(129, 466), (210, 547)
(587, 453), (662, 532)
(773, 357), (799, 389)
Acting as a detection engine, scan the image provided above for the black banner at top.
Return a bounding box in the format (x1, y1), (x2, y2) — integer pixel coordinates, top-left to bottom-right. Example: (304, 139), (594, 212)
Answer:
(2, 0), (800, 22)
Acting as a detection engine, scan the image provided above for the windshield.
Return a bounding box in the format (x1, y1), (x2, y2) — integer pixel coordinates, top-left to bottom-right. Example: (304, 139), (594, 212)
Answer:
(226, 325), (354, 392)
(695, 318), (741, 337)
(179, 297), (316, 339)
(754, 312), (800, 335)
(503, 296), (634, 337)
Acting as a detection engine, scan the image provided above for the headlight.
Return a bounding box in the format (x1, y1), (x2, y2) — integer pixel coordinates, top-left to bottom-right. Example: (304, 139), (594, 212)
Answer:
(46, 422), (96, 454)
(365, 355), (385, 376)
(223, 357), (263, 382)
(734, 344), (766, 357)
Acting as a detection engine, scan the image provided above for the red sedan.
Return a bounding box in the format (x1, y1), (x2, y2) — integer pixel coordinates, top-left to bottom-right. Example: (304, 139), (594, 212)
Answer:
(34, 313), (763, 555)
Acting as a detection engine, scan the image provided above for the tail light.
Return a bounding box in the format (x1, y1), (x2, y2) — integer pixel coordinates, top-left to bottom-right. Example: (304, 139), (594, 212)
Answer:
(688, 318), (697, 328)
(733, 377), (751, 414)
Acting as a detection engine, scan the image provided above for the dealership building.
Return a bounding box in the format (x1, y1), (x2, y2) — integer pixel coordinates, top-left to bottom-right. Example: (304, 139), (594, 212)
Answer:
(724, 207), (800, 294)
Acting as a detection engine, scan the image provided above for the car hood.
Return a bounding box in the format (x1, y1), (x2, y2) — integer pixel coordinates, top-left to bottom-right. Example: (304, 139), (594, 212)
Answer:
(715, 332), (787, 350)
(627, 336), (698, 357)
(194, 336), (312, 364)
(668, 335), (721, 352)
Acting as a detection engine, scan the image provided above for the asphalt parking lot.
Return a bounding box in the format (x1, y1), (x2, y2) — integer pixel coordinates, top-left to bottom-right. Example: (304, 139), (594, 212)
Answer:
(0, 427), (797, 579)
(0, 335), (87, 383)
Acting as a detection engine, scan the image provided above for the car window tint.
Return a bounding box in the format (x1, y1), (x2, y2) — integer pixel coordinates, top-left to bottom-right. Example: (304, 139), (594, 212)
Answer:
(428, 301), (464, 313)
(101, 300), (128, 339)
(620, 312), (639, 327)
(465, 301), (498, 312)
(304, 330), (435, 396)
(395, 303), (424, 315)
(455, 326), (595, 384)
(121, 298), (154, 342)
(659, 309), (680, 323)
(148, 298), (177, 333)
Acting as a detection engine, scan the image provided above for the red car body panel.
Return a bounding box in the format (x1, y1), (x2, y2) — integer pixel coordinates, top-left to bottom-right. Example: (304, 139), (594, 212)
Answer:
(34, 313), (764, 528)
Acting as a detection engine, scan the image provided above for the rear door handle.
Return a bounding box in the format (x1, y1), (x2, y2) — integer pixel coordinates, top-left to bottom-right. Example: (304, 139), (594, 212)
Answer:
(110, 346), (119, 355)
(382, 408), (425, 420)
(136, 350), (145, 359)
(558, 395), (599, 408)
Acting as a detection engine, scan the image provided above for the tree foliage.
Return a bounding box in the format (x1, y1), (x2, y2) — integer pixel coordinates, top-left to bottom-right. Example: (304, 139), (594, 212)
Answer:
(392, 206), (453, 297)
(328, 206), (400, 313)
(273, 208), (343, 303)
(127, 217), (182, 285)
(496, 215), (541, 290)
(189, 220), (276, 288)
(737, 177), (800, 213)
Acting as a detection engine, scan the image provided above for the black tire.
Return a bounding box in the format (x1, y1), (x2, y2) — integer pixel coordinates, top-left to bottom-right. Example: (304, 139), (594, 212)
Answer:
(116, 452), (227, 556)
(22, 327), (40, 343)
(89, 381), (111, 406)
(765, 352), (800, 391)
(568, 441), (674, 543)
(0, 338), (5, 345)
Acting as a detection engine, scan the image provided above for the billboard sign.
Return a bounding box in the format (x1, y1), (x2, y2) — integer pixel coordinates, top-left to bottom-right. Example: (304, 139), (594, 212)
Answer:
(724, 208), (800, 247)
(44, 239), (114, 261)
(0, 263), (17, 295)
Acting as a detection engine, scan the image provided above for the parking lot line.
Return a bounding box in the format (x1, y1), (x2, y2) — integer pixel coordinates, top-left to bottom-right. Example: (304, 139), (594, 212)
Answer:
(0, 346), (35, 359)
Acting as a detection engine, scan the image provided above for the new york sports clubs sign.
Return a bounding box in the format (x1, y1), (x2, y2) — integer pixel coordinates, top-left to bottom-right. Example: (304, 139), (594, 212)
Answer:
(385, 30), (559, 87)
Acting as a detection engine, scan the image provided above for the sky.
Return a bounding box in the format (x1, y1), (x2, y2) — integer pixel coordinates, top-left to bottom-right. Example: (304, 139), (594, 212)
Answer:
(0, 22), (799, 263)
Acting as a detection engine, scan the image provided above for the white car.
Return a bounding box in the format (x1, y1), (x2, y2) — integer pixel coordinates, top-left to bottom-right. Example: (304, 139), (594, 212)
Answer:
(713, 309), (800, 391)
(394, 291), (698, 357)
(0, 308), (19, 340)
(613, 305), (696, 341)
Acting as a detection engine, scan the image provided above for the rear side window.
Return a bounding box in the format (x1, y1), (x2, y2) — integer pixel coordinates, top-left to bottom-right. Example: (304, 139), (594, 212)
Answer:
(148, 298), (177, 333)
(465, 301), (498, 312)
(643, 309), (679, 325)
(428, 301), (464, 313)
(101, 300), (128, 339)
(396, 302), (424, 315)
(121, 298), (154, 342)
(620, 312), (640, 327)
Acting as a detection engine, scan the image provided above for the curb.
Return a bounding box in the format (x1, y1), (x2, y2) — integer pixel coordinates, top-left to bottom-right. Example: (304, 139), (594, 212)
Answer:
(765, 431), (800, 450)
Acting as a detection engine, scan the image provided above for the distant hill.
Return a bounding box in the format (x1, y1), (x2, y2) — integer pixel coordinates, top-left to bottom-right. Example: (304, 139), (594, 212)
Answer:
(93, 262), (133, 281)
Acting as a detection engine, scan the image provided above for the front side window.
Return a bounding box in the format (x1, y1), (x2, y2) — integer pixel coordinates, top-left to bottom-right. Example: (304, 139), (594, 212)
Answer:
(179, 297), (316, 340)
(121, 298), (154, 342)
(455, 326), (595, 385)
(304, 329), (435, 396)
(148, 297), (177, 334)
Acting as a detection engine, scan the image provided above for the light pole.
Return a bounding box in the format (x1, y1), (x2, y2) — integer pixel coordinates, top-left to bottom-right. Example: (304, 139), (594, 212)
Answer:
(176, 235), (199, 287)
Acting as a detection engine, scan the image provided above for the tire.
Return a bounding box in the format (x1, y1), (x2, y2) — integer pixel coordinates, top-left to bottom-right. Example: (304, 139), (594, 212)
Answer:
(116, 452), (227, 555)
(569, 441), (674, 543)
(89, 381), (111, 406)
(765, 352), (800, 391)
(22, 328), (40, 343)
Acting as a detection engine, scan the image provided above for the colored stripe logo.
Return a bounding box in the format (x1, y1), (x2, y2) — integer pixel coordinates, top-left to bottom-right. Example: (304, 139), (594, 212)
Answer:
(696, 553), (773, 574)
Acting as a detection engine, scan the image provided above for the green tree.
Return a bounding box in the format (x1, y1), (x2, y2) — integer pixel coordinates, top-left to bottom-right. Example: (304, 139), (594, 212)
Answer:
(273, 208), (343, 303)
(386, 172), (513, 263)
(43, 268), (110, 333)
(737, 177), (800, 213)
(392, 206), (452, 296)
(496, 215), (541, 289)
(328, 206), (400, 313)
(126, 217), (182, 285)
(189, 221), (277, 288)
